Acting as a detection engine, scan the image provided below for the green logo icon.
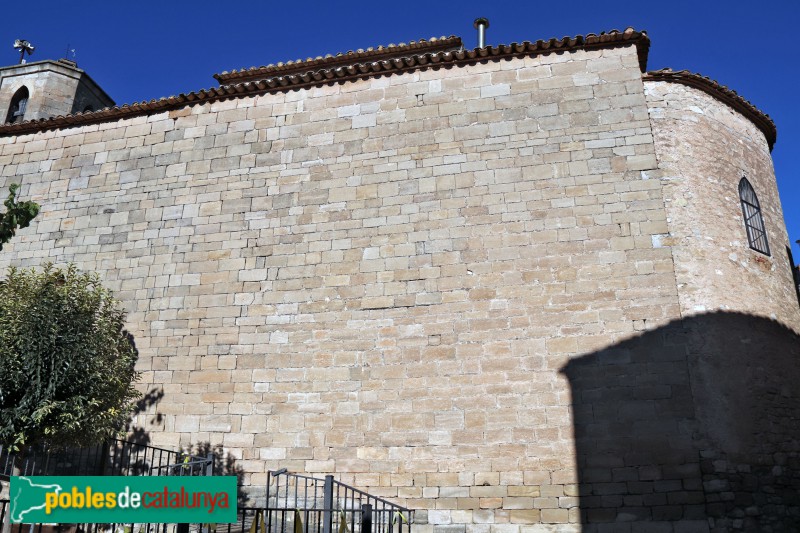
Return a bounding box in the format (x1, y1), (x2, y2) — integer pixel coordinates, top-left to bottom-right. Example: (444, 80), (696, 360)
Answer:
(10, 476), (237, 524)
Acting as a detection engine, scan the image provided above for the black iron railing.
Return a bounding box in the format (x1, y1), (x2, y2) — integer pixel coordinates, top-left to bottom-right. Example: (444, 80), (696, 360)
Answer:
(0, 440), (215, 533)
(0, 468), (411, 533)
(0, 439), (214, 479)
(228, 506), (406, 533)
(0, 505), (181, 533)
(222, 469), (413, 533)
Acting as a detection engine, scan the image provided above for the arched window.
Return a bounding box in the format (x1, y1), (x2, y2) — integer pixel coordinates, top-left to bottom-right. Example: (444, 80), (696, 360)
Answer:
(5, 86), (29, 124)
(739, 177), (770, 256)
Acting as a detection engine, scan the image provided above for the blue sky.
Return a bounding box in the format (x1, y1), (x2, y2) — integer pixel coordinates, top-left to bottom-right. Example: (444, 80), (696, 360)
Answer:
(4, 0), (798, 254)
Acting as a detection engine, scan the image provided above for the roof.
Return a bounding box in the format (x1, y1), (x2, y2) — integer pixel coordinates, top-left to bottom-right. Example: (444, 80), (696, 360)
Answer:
(2, 28), (650, 135)
(644, 68), (776, 150)
(213, 36), (464, 84)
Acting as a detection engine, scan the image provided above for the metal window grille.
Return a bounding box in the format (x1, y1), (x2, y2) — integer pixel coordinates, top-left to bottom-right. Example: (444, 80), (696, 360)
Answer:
(739, 178), (770, 256)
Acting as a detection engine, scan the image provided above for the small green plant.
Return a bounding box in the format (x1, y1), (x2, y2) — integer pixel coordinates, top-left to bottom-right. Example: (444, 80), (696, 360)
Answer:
(338, 510), (350, 533)
(180, 454), (192, 473)
(393, 511), (409, 525)
(0, 183), (39, 251)
(249, 511), (266, 533)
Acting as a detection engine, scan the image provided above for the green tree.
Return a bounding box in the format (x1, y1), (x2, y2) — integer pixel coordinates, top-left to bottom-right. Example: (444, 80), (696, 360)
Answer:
(0, 264), (140, 453)
(0, 183), (39, 250)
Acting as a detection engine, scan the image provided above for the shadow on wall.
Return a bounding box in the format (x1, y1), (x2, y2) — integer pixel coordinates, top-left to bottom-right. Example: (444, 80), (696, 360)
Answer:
(126, 385), (165, 445)
(561, 312), (800, 532)
(120, 385), (165, 475)
(128, 391), (249, 506)
(184, 442), (250, 508)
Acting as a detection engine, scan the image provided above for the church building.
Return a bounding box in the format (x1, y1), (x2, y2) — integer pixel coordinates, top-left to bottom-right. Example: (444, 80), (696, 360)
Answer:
(1, 26), (799, 532)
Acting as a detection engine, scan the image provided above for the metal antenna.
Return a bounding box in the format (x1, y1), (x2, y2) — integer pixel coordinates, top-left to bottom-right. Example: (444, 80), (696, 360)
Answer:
(13, 39), (35, 64)
(63, 44), (77, 62)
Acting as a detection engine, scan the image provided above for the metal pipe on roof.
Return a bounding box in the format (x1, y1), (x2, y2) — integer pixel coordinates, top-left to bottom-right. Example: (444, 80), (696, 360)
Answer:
(473, 18), (490, 48)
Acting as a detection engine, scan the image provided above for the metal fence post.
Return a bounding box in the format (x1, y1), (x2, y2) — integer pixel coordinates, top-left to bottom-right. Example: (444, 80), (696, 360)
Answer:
(179, 451), (206, 533)
(361, 504), (372, 533)
(265, 470), (272, 507)
(322, 475), (334, 533)
(97, 441), (109, 476)
(205, 453), (215, 476)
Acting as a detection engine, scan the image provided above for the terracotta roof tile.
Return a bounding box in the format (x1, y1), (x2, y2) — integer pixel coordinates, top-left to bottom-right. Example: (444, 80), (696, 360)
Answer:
(213, 36), (463, 83)
(644, 68), (776, 150)
(0, 28), (649, 136)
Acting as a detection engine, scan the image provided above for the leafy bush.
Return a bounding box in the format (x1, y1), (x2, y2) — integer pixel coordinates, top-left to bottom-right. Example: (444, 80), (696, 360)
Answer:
(0, 264), (140, 452)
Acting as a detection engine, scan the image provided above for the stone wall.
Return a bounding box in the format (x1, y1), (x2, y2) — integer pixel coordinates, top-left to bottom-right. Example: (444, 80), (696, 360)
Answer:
(70, 74), (113, 114)
(645, 81), (800, 332)
(0, 43), (678, 530)
(564, 311), (800, 532)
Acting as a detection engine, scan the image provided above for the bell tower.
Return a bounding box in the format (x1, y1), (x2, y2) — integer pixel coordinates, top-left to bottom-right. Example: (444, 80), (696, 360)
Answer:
(0, 44), (114, 124)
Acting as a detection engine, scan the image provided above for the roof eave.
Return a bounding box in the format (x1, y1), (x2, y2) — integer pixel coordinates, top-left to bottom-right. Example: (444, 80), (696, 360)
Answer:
(213, 36), (464, 84)
(644, 68), (777, 151)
